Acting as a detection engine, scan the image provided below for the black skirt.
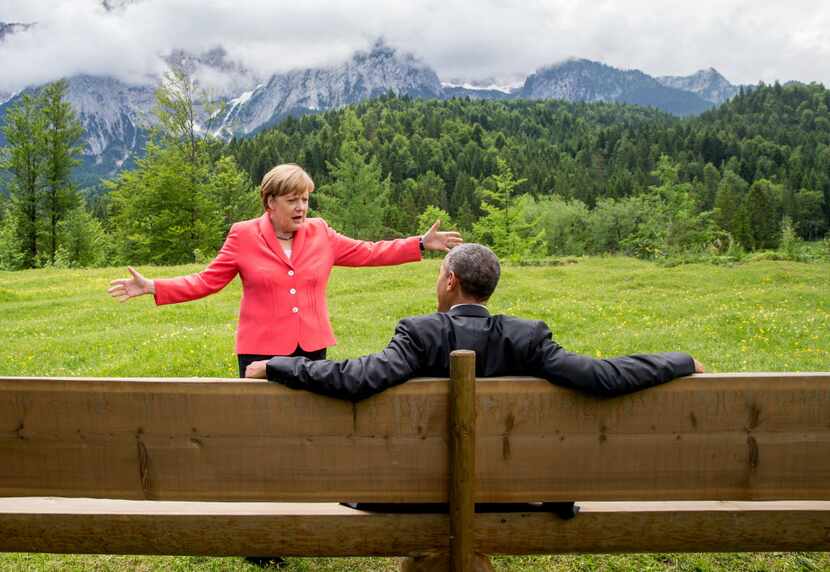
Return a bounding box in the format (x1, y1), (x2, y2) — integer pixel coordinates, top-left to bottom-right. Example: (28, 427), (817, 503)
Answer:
(237, 346), (327, 378)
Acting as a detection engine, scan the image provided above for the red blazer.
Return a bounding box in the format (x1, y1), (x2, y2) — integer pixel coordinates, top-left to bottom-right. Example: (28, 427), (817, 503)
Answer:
(154, 214), (421, 355)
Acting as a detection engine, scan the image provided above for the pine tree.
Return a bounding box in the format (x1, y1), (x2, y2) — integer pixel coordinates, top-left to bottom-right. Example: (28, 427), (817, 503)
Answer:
(317, 110), (390, 240)
(57, 206), (107, 267)
(454, 196), (477, 233)
(0, 194), (23, 269)
(40, 80), (84, 265)
(473, 158), (545, 259)
(410, 170), (446, 213)
(713, 170), (748, 239)
(793, 188), (827, 240)
(738, 179), (782, 250)
(450, 172), (477, 219)
(204, 155), (260, 238)
(382, 133), (416, 182)
(108, 141), (222, 264)
(0, 93), (46, 268)
(700, 163), (721, 211)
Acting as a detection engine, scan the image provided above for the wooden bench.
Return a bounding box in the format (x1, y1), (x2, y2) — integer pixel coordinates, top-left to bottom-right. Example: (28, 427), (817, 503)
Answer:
(1, 351), (829, 570)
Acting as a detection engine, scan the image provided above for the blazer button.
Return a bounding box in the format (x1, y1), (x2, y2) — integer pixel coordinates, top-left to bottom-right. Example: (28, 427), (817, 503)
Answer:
(292, 307), (299, 313)
(288, 270), (295, 276)
(289, 288), (297, 295)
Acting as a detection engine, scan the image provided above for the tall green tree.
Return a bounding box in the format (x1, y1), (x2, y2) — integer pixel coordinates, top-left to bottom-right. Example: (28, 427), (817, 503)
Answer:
(107, 66), (223, 264)
(57, 206), (107, 267)
(737, 179), (782, 250)
(793, 188), (827, 240)
(587, 196), (644, 254)
(534, 195), (591, 256)
(402, 170), (446, 214)
(650, 155), (717, 256)
(153, 66), (215, 251)
(317, 110), (390, 240)
(700, 163), (721, 211)
(40, 80), (84, 265)
(204, 155), (260, 238)
(713, 169), (748, 239)
(0, 194), (23, 269)
(473, 158), (545, 259)
(108, 142), (221, 264)
(0, 93), (46, 268)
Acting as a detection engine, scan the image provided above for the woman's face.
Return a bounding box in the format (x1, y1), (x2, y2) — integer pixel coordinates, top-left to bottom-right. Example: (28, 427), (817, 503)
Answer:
(267, 190), (310, 234)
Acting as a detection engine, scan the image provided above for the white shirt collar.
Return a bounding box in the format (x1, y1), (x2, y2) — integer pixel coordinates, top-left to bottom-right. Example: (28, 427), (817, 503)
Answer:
(449, 303), (488, 311)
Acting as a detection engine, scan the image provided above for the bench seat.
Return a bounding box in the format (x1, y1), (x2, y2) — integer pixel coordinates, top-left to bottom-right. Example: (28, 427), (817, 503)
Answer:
(2, 498), (829, 555)
(2, 363), (829, 563)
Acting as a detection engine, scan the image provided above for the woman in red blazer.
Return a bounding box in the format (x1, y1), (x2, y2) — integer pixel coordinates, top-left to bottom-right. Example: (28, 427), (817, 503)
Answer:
(108, 164), (462, 376)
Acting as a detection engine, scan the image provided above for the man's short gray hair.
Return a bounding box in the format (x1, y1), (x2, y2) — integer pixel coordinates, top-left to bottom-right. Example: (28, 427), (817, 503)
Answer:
(444, 243), (501, 301)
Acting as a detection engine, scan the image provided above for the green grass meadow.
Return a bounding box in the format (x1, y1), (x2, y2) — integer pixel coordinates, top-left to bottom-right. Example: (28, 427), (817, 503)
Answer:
(1, 256), (829, 571)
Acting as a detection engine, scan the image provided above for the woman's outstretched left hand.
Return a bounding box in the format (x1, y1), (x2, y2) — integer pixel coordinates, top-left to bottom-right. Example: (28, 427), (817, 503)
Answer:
(422, 220), (463, 252)
(108, 266), (155, 302)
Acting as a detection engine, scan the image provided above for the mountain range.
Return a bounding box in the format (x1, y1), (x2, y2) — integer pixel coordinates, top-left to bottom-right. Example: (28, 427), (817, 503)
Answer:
(0, 27), (746, 187)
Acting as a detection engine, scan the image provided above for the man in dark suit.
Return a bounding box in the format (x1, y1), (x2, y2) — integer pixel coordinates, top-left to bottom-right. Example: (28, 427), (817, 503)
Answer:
(245, 243), (703, 395)
(245, 243), (703, 571)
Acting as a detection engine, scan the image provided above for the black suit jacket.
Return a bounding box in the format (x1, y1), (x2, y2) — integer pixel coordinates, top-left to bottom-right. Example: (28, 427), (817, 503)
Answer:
(266, 304), (695, 401)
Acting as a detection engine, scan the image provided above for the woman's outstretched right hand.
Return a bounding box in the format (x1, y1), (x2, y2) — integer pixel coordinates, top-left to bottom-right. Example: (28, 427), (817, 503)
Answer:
(108, 266), (155, 302)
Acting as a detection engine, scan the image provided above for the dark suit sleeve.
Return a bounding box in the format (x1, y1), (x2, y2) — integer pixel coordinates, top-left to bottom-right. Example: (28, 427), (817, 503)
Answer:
(265, 319), (426, 401)
(529, 322), (695, 396)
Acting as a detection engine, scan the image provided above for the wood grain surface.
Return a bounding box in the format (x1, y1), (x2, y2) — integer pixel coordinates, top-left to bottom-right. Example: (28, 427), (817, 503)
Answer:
(1, 499), (828, 555)
(1, 373), (829, 502)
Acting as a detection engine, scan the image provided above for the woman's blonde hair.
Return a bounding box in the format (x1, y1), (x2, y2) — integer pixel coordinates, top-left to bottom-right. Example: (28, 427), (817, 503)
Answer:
(260, 164), (315, 210)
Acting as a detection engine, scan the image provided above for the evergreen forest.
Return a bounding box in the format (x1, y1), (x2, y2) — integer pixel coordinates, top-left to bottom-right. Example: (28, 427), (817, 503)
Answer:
(1, 77), (829, 269)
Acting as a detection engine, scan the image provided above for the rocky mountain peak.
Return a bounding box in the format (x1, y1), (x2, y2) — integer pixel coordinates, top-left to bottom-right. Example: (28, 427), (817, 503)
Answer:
(523, 59), (652, 100)
(214, 40), (442, 137)
(1, 36), (745, 185)
(689, 67), (729, 84)
(656, 68), (737, 105)
(518, 58), (713, 116)
(346, 39), (440, 89)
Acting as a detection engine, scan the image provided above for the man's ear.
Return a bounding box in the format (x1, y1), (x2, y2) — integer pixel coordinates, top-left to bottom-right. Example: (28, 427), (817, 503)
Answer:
(446, 271), (459, 292)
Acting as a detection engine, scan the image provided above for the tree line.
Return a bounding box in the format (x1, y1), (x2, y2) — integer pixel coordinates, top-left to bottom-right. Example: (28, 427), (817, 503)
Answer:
(1, 77), (829, 270)
(0, 81), (104, 268)
(0, 72), (258, 268)
(227, 84), (830, 261)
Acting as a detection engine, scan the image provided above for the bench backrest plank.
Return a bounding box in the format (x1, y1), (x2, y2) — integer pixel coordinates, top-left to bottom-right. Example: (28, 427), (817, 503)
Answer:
(1, 373), (829, 502)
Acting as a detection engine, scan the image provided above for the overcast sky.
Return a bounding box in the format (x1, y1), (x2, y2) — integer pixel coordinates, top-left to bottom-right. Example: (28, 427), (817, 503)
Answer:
(2, 0), (829, 92)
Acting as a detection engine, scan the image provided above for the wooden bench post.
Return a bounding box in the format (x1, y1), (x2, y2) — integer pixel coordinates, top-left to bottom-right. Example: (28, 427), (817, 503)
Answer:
(449, 350), (476, 572)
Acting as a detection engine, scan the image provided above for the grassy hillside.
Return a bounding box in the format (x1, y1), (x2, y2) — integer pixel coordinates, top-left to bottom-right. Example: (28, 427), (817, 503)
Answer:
(1, 256), (828, 571)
